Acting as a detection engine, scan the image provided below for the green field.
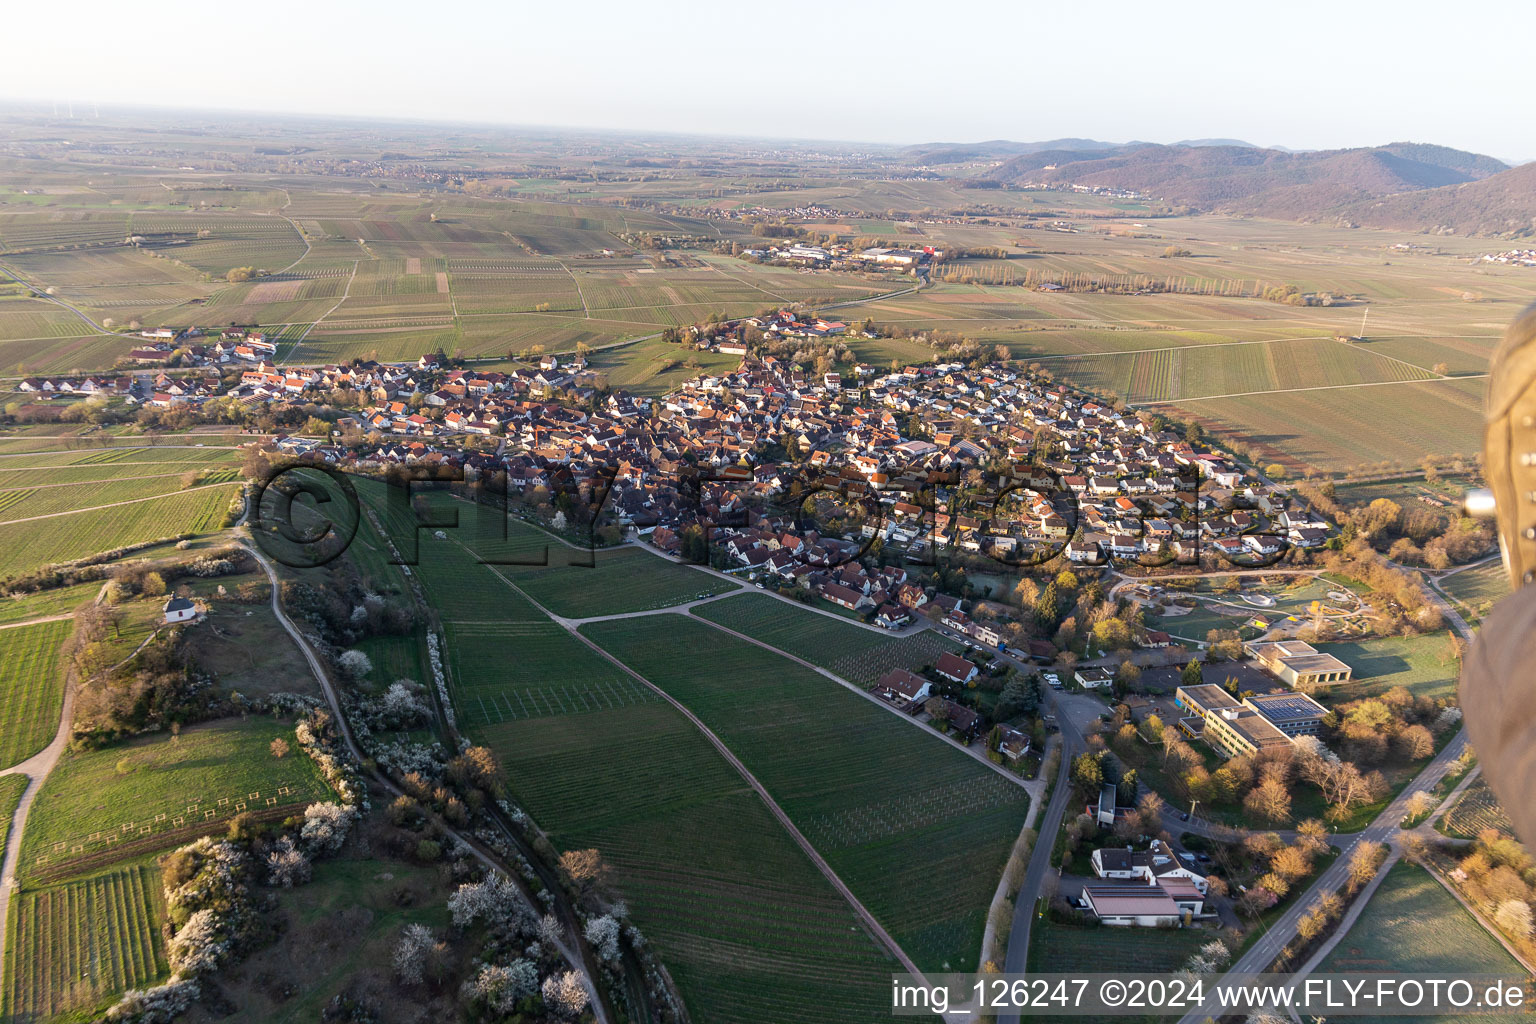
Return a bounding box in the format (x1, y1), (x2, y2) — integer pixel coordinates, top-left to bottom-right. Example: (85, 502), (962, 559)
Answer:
(1319, 860), (1522, 982)
(20, 718), (331, 883)
(1313, 631), (1461, 701)
(583, 615), (1030, 972)
(2, 862), (169, 1024)
(1440, 775), (1515, 839)
(692, 592), (962, 683)
(0, 619), (71, 769)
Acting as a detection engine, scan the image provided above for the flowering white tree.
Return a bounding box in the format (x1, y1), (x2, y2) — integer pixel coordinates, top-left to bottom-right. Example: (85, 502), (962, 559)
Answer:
(552, 510), (567, 531)
(393, 923), (436, 986)
(583, 914), (621, 961)
(1496, 899), (1534, 939)
(470, 960), (539, 1014)
(381, 681), (428, 723)
(299, 802), (357, 854)
(537, 911), (564, 946)
(265, 835), (311, 888)
(541, 970), (590, 1018)
(448, 872), (526, 931)
(168, 909), (227, 976)
(338, 649), (372, 679)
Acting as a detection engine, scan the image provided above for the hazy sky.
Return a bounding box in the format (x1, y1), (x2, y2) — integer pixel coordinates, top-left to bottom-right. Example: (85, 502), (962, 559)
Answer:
(5, 0), (1533, 158)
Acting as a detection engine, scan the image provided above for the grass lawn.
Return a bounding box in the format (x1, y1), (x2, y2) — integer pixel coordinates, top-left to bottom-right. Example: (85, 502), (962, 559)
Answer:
(0, 580), (101, 626)
(1319, 860), (1522, 991)
(1312, 631), (1462, 702)
(2, 858), (168, 1024)
(1027, 914), (1213, 972)
(692, 592), (962, 683)
(0, 618), (71, 770)
(498, 542), (734, 618)
(584, 615), (1031, 973)
(20, 718), (331, 883)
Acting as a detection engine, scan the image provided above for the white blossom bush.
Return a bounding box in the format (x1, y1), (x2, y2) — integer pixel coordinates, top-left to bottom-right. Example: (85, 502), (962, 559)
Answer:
(393, 923), (436, 986)
(537, 912), (564, 946)
(338, 649), (373, 679)
(447, 872), (534, 938)
(467, 959), (539, 1014)
(105, 976), (200, 1022)
(541, 970), (590, 1019)
(168, 909), (229, 976)
(426, 632), (456, 729)
(380, 680), (429, 724)
(299, 801), (358, 854)
(265, 835), (312, 888)
(582, 914), (621, 962)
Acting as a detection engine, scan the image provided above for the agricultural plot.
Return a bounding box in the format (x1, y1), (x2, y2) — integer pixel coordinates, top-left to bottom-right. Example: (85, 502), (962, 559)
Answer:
(2, 863), (168, 1023)
(481, 703), (897, 1023)
(20, 718), (331, 883)
(127, 213), (307, 276)
(0, 211), (132, 252)
(1310, 632), (1462, 702)
(583, 616), (1031, 972)
(1319, 860), (1522, 979)
(401, 520), (900, 1020)
(1167, 377), (1486, 475)
(693, 592), (961, 684)
(1043, 337), (1434, 403)
(0, 774), (28, 857)
(0, 333), (136, 376)
(0, 481), (239, 582)
(586, 335), (745, 394)
(1439, 560), (1509, 624)
(0, 619), (71, 769)
(1440, 775), (1515, 839)
(494, 543), (734, 618)
(0, 473), (237, 524)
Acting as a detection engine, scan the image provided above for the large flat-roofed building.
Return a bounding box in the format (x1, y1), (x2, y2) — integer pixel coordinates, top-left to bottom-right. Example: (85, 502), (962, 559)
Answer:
(1174, 683), (1292, 759)
(1244, 691), (1328, 738)
(1080, 884), (1182, 927)
(1248, 639), (1352, 688)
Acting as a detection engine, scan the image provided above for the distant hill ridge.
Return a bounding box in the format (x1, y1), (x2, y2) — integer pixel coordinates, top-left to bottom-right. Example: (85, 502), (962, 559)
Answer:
(906, 137), (1530, 236)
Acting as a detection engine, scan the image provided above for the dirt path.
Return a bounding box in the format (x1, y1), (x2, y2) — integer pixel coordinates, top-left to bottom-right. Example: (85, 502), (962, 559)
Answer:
(242, 542), (612, 1022)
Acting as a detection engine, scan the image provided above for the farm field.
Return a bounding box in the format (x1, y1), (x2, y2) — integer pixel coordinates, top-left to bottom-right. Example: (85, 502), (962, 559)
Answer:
(1165, 377), (1486, 475)
(0, 773), (27, 857)
(0, 619), (71, 769)
(400, 521), (900, 1021)
(1312, 631), (1462, 702)
(494, 541), (734, 618)
(692, 592), (962, 683)
(20, 718), (331, 884)
(583, 616), (1031, 972)
(1438, 560), (1509, 625)
(0, 472), (238, 524)
(1039, 336), (1435, 403)
(1440, 775), (1515, 839)
(0, 481), (239, 583)
(2, 861), (168, 1024)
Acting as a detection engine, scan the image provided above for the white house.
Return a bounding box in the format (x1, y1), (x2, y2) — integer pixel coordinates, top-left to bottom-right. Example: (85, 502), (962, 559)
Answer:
(163, 597), (198, 624)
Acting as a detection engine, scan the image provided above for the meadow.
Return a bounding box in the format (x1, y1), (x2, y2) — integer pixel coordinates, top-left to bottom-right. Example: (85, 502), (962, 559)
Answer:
(692, 592), (962, 684)
(0, 619), (72, 770)
(583, 615), (1031, 972)
(20, 718), (331, 883)
(2, 861), (168, 1024)
(1319, 860), (1522, 977)
(1312, 631), (1462, 702)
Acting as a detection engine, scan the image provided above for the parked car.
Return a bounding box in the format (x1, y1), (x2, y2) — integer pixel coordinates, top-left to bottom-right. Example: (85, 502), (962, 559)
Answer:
(755, 582), (765, 589)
